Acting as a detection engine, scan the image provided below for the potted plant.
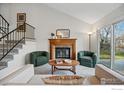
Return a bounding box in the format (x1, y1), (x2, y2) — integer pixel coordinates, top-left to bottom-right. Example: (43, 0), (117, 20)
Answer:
(51, 33), (55, 39)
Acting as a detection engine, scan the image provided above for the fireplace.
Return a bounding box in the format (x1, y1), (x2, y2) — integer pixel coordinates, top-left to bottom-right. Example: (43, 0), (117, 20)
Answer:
(49, 38), (77, 60)
(55, 47), (71, 59)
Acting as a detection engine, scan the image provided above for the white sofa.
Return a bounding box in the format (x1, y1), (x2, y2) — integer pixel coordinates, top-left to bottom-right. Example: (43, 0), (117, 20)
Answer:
(0, 64), (124, 85)
(0, 64), (51, 85)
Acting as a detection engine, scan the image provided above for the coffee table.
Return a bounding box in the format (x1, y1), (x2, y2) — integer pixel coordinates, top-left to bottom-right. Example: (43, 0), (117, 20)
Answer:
(49, 59), (79, 74)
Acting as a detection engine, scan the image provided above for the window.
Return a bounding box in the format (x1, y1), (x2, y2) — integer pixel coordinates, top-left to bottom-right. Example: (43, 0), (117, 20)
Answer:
(113, 21), (124, 75)
(98, 26), (112, 68)
(98, 21), (124, 75)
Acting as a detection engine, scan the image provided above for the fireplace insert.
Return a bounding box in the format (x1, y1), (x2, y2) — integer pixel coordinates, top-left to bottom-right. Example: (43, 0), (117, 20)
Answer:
(55, 47), (70, 59)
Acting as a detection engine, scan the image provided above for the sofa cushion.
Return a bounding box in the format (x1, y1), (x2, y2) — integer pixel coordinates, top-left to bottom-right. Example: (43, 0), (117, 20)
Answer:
(80, 56), (93, 62)
(0, 64), (34, 85)
(84, 51), (93, 56)
(36, 56), (48, 65)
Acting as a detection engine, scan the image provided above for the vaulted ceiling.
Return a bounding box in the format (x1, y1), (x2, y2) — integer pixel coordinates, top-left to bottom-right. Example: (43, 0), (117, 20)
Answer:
(46, 3), (123, 24)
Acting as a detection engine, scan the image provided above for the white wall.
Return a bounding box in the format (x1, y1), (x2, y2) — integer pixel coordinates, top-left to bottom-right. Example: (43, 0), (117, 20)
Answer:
(0, 4), (11, 24)
(92, 5), (124, 52)
(0, 3), (92, 52)
(0, 41), (36, 80)
(0, 4), (1, 13)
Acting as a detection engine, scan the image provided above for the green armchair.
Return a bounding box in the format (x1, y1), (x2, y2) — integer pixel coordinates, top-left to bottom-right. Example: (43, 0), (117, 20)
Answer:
(30, 51), (49, 67)
(77, 51), (97, 68)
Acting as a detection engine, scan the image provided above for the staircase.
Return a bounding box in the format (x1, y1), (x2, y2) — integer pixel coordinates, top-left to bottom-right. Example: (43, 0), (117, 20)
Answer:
(0, 14), (35, 70)
(0, 42), (24, 70)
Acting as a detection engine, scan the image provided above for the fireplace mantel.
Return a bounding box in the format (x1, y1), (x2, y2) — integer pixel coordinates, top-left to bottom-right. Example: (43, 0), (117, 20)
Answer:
(49, 38), (77, 60)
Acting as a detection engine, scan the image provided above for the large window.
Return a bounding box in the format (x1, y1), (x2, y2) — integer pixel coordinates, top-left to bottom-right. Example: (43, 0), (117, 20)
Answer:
(98, 21), (124, 75)
(99, 26), (111, 68)
(113, 21), (124, 75)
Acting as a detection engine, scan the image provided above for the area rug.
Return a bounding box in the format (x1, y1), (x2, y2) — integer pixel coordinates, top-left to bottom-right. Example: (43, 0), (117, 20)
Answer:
(34, 63), (95, 77)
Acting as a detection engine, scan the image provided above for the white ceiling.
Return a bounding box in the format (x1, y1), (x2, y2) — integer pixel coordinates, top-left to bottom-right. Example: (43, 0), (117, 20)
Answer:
(46, 3), (123, 24)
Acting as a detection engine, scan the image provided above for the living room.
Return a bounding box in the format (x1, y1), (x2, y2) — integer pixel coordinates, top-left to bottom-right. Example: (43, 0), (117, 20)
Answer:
(0, 3), (124, 87)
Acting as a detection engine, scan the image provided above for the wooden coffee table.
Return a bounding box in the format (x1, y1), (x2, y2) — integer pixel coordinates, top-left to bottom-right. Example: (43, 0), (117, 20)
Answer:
(49, 59), (79, 74)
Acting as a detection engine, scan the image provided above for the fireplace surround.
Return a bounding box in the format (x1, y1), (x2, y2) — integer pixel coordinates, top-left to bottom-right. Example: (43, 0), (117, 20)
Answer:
(49, 38), (77, 60)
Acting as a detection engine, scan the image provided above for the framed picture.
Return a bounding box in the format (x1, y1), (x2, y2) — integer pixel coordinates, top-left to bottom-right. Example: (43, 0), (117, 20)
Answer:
(17, 22), (25, 32)
(17, 13), (26, 22)
(56, 29), (70, 38)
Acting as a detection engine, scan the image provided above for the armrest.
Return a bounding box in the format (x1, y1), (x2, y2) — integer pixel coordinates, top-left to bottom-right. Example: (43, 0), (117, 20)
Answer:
(41, 52), (49, 59)
(92, 54), (97, 65)
(30, 53), (37, 64)
(77, 51), (84, 59)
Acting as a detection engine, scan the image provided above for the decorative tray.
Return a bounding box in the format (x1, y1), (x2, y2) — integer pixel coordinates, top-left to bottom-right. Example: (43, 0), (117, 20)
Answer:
(55, 59), (72, 64)
(42, 75), (84, 85)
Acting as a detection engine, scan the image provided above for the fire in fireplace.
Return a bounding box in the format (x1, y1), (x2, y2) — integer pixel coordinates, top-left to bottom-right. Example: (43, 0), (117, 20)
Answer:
(55, 47), (70, 59)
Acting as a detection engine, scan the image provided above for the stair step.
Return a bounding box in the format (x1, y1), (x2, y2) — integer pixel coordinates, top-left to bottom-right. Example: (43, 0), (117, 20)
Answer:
(0, 54), (13, 59)
(0, 39), (25, 70)
(0, 52), (17, 55)
(0, 61), (8, 70)
(0, 58), (13, 62)
(5, 40), (25, 44)
(0, 66), (7, 70)
(0, 44), (22, 48)
(0, 49), (18, 54)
